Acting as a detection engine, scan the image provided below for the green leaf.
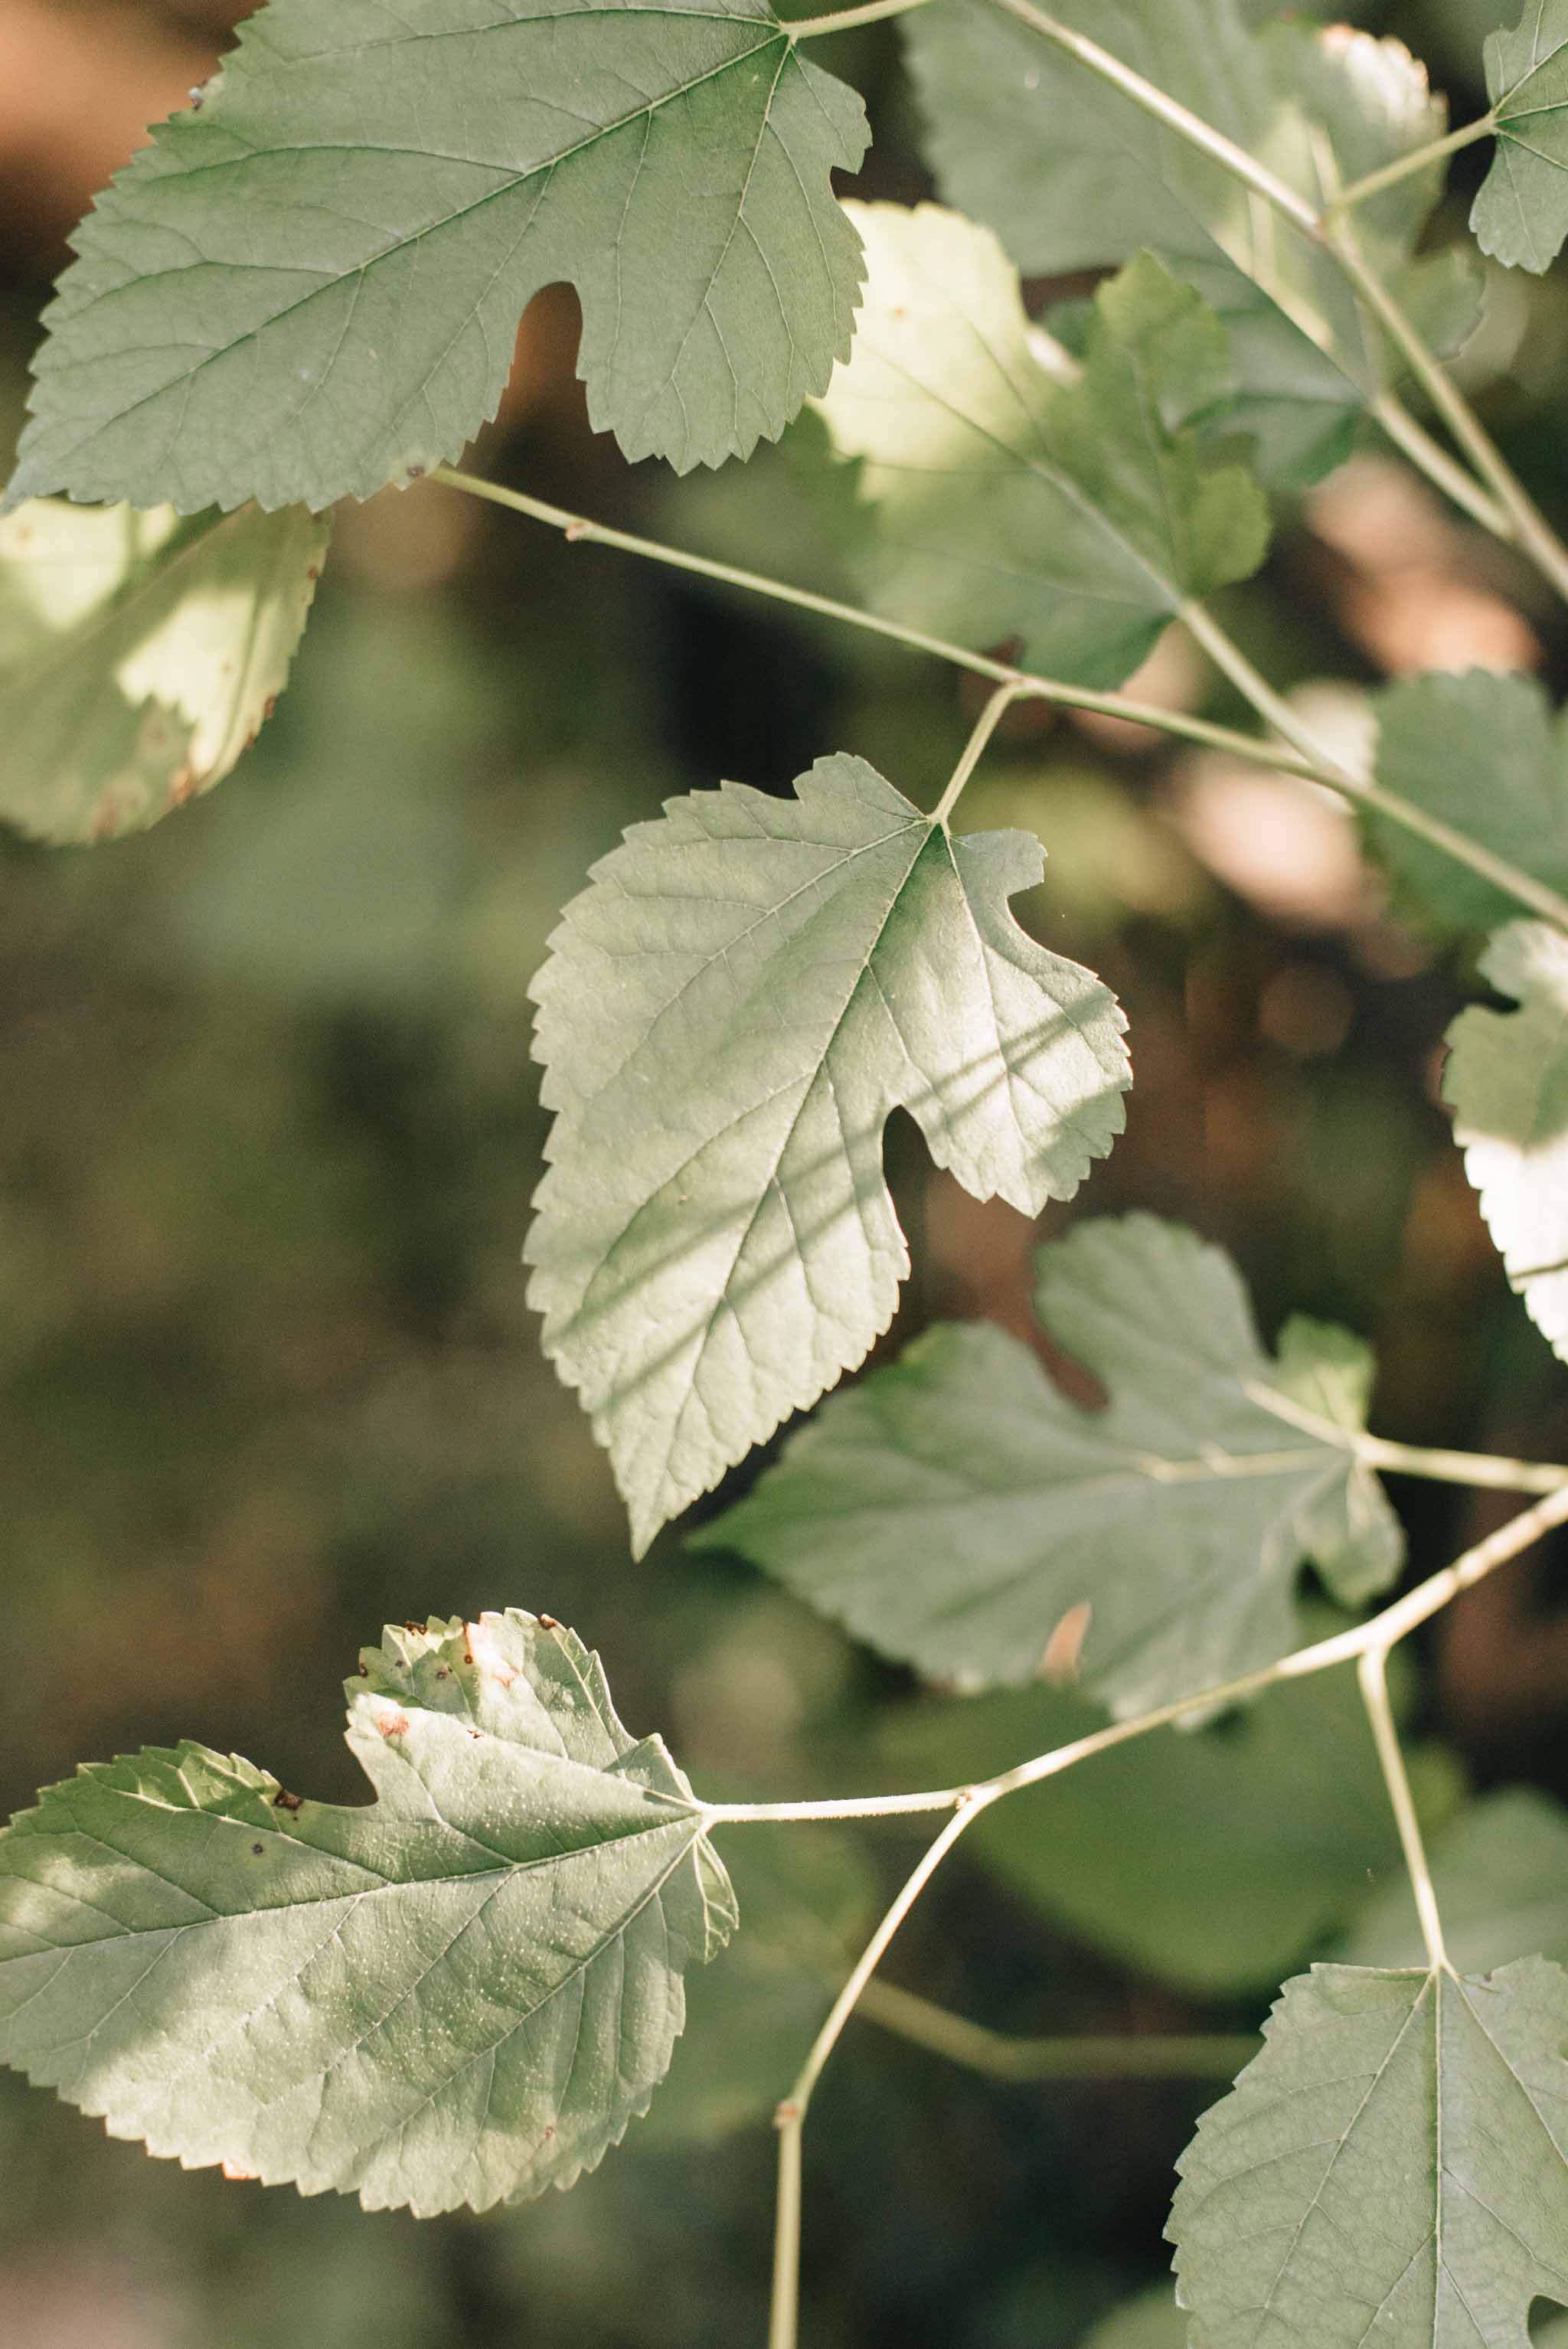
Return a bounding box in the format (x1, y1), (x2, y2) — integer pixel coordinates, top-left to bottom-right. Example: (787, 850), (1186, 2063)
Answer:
(1170, 1959), (1568, 2344)
(643, 1816), (876, 2145)
(1445, 921), (1568, 1364)
(528, 756), (1131, 1556)
(1367, 670), (1568, 932)
(0, 1610), (737, 2215)
(1084, 2288), (1188, 2349)
(871, 1654), (1452, 1999)
(5, 0), (868, 511)
(814, 214), (1269, 686)
(1339, 1788), (1568, 1975)
(697, 1214), (1403, 1715)
(1474, 0), (1568, 272)
(903, 5), (1481, 488)
(0, 498), (327, 844)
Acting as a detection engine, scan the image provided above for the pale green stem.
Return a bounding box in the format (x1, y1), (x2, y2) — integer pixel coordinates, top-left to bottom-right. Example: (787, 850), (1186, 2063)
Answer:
(708, 1481), (1568, 1828)
(933, 680), (1030, 824)
(789, 0), (933, 34)
(983, 0), (1568, 605)
(435, 466), (1568, 927)
(1357, 1645), (1450, 1973)
(1333, 116), (1497, 214)
(1367, 392), (1513, 538)
(854, 1980), (1256, 2082)
(1354, 1435), (1568, 1496)
(430, 466), (1322, 779)
(1181, 598), (1568, 933)
(769, 1798), (993, 2349)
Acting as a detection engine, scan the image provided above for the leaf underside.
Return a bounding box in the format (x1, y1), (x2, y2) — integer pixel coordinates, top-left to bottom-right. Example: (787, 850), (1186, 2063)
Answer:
(1473, 0), (1568, 273)
(699, 1212), (1403, 1717)
(1171, 1959), (1568, 2346)
(1445, 920), (1568, 1364)
(528, 755), (1131, 1555)
(6, 0), (868, 512)
(0, 497), (328, 842)
(903, 1), (1481, 488)
(0, 1611), (736, 2215)
(814, 212), (1269, 685)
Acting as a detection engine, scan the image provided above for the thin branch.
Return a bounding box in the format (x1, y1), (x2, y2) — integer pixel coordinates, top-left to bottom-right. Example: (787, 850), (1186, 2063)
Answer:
(854, 1980), (1257, 2082)
(1367, 393), (1513, 539)
(1333, 116), (1497, 214)
(1354, 1436), (1568, 1497)
(769, 1799), (992, 2349)
(933, 679), (1030, 823)
(789, 0), (933, 34)
(1357, 1645), (1449, 1973)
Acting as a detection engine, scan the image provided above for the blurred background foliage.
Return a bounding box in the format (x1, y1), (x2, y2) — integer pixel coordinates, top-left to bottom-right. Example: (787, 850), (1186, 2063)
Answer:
(3, 0), (1568, 2341)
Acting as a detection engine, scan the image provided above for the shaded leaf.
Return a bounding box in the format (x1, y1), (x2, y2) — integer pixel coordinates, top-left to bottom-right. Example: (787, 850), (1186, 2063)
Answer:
(1085, 2287), (1188, 2349)
(1368, 670), (1568, 932)
(870, 1633), (1456, 1998)
(903, 4), (1481, 488)
(0, 1610), (736, 2215)
(697, 1214), (1403, 1715)
(1340, 1787), (1568, 1975)
(815, 212), (1269, 685)
(1474, 0), (1568, 272)
(1445, 920), (1568, 1363)
(1170, 1959), (1568, 2345)
(528, 755), (1130, 1556)
(6, 0), (868, 511)
(0, 498), (327, 844)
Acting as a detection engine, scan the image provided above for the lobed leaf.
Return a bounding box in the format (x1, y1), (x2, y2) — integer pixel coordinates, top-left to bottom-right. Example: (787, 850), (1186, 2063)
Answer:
(0, 1610), (737, 2215)
(1473, 0), (1568, 273)
(5, 0), (869, 512)
(528, 755), (1131, 1555)
(697, 1214), (1403, 1717)
(1445, 920), (1568, 1364)
(814, 211), (1269, 684)
(1368, 670), (1568, 932)
(0, 498), (327, 844)
(1171, 1959), (1568, 2345)
(903, 2), (1482, 489)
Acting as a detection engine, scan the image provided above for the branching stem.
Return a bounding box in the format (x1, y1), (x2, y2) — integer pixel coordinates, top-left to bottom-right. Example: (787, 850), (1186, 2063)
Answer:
(854, 1981), (1257, 2081)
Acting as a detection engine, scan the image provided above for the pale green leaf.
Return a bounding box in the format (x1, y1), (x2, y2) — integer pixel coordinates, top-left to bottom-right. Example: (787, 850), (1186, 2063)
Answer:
(903, 5), (1481, 488)
(697, 1214), (1403, 1715)
(1474, 0), (1568, 272)
(0, 497), (327, 844)
(1445, 920), (1568, 1362)
(1368, 671), (1568, 932)
(0, 1609), (737, 2215)
(528, 755), (1131, 1556)
(1170, 1959), (1568, 2345)
(814, 213), (1269, 685)
(5, 0), (868, 512)
(871, 1651), (1454, 1998)
(1340, 1788), (1568, 1975)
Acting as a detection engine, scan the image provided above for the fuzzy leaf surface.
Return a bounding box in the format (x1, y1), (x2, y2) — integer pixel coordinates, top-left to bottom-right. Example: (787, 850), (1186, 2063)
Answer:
(903, 4), (1480, 488)
(698, 1214), (1402, 1715)
(1369, 671), (1568, 931)
(1474, 0), (1568, 272)
(0, 498), (326, 843)
(528, 756), (1131, 1554)
(5, 0), (868, 511)
(0, 1610), (736, 2215)
(1171, 1959), (1568, 2345)
(814, 212), (1269, 685)
(1446, 920), (1568, 1362)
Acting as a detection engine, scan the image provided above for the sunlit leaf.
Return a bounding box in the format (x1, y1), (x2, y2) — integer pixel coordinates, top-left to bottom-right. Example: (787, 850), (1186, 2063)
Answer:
(0, 498), (327, 843)
(1473, 0), (1568, 271)
(871, 1644), (1456, 1998)
(903, 4), (1481, 488)
(0, 1611), (737, 2215)
(1445, 920), (1568, 1363)
(1339, 1787), (1568, 1975)
(697, 1214), (1402, 1715)
(1170, 1959), (1568, 2344)
(814, 213), (1269, 684)
(5, 0), (868, 511)
(528, 756), (1131, 1555)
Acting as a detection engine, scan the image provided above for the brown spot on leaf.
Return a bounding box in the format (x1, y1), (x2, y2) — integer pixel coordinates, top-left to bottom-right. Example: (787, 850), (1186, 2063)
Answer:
(404, 1619), (426, 1635)
(376, 1708), (410, 1739)
(263, 694), (278, 720)
(222, 2161), (259, 2182)
(272, 1788), (302, 1813)
(1040, 1601), (1093, 1685)
(537, 1614), (560, 1632)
